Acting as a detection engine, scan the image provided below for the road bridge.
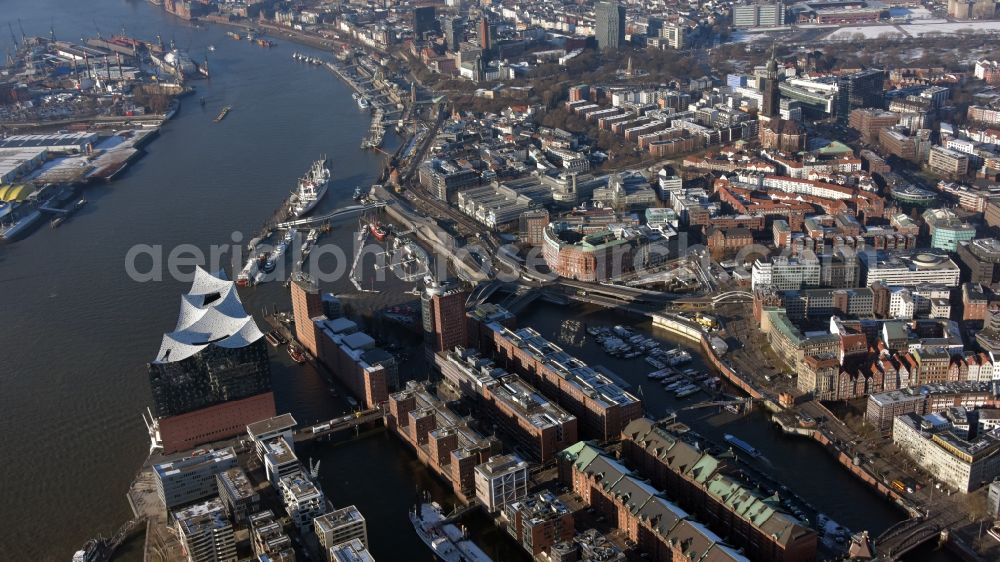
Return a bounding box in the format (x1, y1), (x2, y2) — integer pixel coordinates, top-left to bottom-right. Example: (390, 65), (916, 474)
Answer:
(555, 278), (683, 304)
(874, 518), (942, 561)
(466, 279), (516, 307)
(673, 290), (753, 307)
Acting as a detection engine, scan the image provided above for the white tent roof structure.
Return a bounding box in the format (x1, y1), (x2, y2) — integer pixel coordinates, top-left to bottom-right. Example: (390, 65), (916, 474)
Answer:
(153, 267), (265, 364)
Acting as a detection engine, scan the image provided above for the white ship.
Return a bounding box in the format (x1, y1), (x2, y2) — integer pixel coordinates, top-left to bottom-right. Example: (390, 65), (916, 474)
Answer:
(410, 502), (493, 562)
(289, 158), (331, 218)
(152, 48), (198, 78)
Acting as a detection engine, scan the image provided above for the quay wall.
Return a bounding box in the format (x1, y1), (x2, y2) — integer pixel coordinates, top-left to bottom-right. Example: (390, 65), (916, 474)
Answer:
(651, 312), (766, 401)
(651, 311), (928, 517)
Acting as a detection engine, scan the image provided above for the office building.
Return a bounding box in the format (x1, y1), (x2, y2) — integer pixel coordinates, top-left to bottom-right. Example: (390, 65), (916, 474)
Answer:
(153, 447), (238, 510)
(474, 454), (530, 512)
(562, 441), (767, 562)
(328, 539), (375, 562)
(862, 252), (961, 288)
(949, 0), (997, 19)
(989, 481), (1000, 518)
(418, 159), (481, 201)
(249, 511), (296, 562)
(315, 506), (369, 559)
(314, 316), (392, 407)
(519, 208), (550, 246)
(849, 109), (899, 142)
(145, 268), (275, 454)
(477, 15), (495, 52)
(618, 419), (819, 561)
(928, 146), (970, 178)
(837, 70), (885, 121)
(413, 6), (437, 39)
(780, 78), (839, 115)
(865, 382), (995, 434)
(422, 279), (469, 356)
(957, 238), (1000, 286)
(444, 17), (463, 52)
(279, 471), (327, 533)
(594, 1), (626, 50)
(732, 2), (786, 28)
(435, 348), (578, 462)
(216, 468), (260, 526)
(923, 209), (976, 252)
(542, 223), (669, 282)
(483, 325), (642, 441)
(291, 273), (324, 357)
(893, 413), (1000, 492)
(504, 492), (575, 556)
(752, 252), (822, 291)
(781, 287), (874, 321)
(662, 23), (685, 50)
(174, 499), (237, 562)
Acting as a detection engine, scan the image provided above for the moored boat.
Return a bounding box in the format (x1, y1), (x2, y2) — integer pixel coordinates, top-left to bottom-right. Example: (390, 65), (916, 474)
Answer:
(288, 158), (331, 218)
(288, 345), (306, 364)
(410, 502), (493, 562)
(724, 433), (762, 459)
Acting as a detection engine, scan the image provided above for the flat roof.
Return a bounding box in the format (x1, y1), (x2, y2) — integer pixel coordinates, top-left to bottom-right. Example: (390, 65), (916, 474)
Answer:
(153, 447), (236, 478)
(247, 413), (297, 438)
(489, 325), (640, 409)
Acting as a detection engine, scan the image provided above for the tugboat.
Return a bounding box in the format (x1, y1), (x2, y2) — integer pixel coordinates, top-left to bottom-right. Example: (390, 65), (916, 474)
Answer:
(259, 252), (276, 274)
(288, 345), (306, 364)
(369, 221), (387, 241)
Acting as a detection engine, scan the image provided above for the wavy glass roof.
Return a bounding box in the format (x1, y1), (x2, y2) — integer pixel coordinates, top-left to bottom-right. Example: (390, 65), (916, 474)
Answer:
(153, 267), (264, 364)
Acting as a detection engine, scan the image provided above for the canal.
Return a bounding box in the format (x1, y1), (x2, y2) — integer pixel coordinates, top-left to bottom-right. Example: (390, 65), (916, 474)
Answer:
(0, 2), (956, 561)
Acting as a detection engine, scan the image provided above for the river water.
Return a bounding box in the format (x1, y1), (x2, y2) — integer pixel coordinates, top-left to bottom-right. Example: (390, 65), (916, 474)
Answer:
(0, 2), (952, 561)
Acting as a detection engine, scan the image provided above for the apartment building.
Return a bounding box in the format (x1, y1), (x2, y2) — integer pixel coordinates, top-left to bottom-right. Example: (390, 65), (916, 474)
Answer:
(153, 447), (238, 511)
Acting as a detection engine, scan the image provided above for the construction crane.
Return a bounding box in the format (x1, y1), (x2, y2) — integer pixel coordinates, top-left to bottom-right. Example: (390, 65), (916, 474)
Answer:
(8, 22), (18, 50)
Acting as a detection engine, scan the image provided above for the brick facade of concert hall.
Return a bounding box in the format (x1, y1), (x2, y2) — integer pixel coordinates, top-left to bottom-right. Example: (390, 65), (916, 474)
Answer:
(155, 392), (276, 454)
